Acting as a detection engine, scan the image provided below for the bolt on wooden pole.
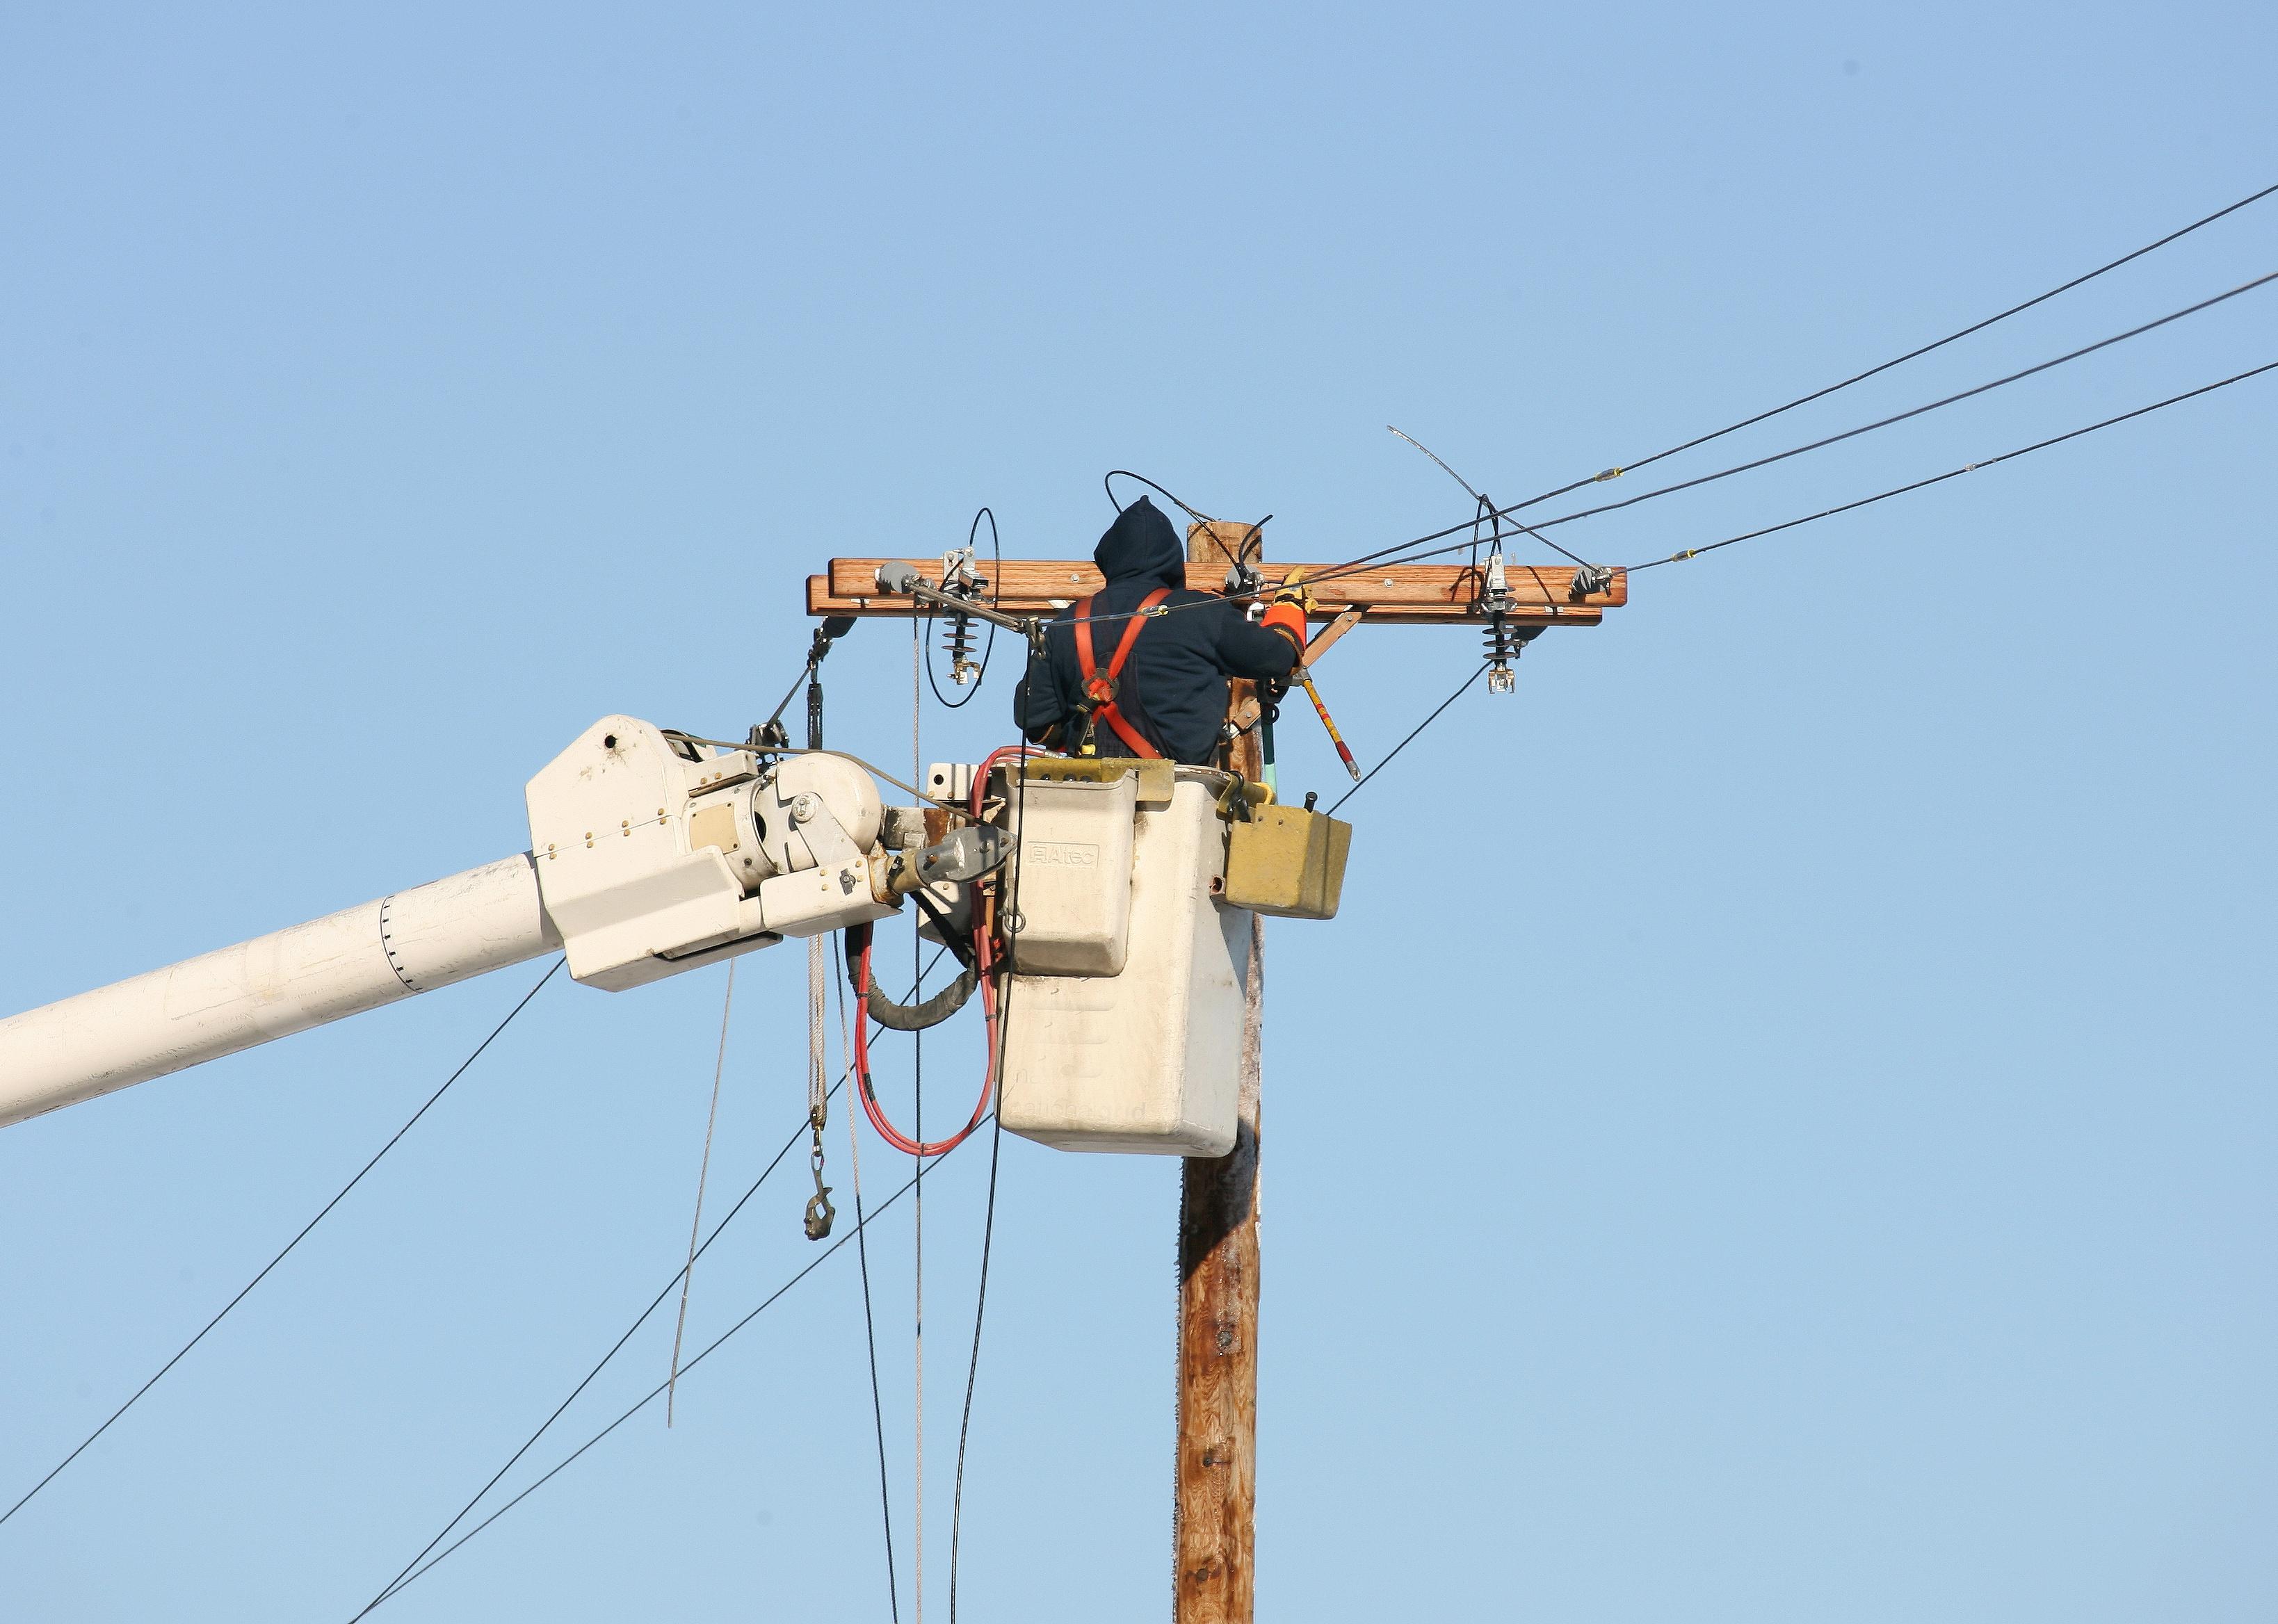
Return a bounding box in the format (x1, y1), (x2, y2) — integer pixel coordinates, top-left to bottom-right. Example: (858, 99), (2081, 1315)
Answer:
(1174, 521), (1266, 1624)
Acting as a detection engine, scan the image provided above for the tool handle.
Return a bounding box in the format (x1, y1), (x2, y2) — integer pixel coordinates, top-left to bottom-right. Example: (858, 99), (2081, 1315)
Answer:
(1301, 675), (1364, 782)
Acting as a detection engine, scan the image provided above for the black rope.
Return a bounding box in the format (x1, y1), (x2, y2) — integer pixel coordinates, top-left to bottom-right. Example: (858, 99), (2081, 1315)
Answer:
(358, 1134), (964, 1614)
(1328, 665), (1487, 816)
(1, 957), (564, 1533)
(1626, 357), (2278, 571)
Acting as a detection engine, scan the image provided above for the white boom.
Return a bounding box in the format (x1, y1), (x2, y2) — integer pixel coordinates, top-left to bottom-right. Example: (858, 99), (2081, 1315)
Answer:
(0, 857), (554, 1128)
(0, 715), (912, 1130)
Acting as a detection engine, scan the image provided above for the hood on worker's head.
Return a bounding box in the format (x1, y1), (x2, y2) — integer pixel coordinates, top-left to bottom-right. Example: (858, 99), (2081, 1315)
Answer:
(1093, 495), (1187, 590)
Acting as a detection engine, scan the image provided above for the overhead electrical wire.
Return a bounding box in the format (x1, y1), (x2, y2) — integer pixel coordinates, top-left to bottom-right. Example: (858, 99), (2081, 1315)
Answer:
(1087, 366), (2209, 884)
(837, 934), (903, 1624)
(1045, 254), (2273, 646)
(1289, 266), (2278, 592)
(1326, 665), (1488, 816)
(896, 184), (2278, 654)
(1, 957), (564, 1533)
(947, 652), (1039, 1624)
(1624, 357), (2278, 571)
(1505, 177), (2278, 513)
(1106, 469), (1266, 569)
(1232, 355), (2278, 599)
(357, 1133), (969, 1616)
(1485, 268), (2278, 537)
(353, 953), (951, 1619)
(350, 1072), (846, 1618)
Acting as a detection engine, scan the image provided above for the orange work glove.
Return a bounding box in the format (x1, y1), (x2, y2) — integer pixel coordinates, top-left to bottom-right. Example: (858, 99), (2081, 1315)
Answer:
(1261, 566), (1314, 654)
(1261, 600), (1307, 653)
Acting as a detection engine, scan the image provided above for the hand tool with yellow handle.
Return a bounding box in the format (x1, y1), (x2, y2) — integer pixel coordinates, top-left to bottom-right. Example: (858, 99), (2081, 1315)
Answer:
(1265, 567), (1362, 781)
(1295, 669), (1362, 781)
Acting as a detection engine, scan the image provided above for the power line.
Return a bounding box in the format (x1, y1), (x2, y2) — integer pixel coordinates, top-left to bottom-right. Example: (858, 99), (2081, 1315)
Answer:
(1042, 186), (2278, 640)
(353, 952), (951, 1618)
(1298, 268), (2278, 592)
(360, 1138), (960, 1615)
(1503, 268), (2278, 538)
(1054, 259), (2274, 641)
(1505, 177), (2278, 512)
(839, 934), (903, 1623)
(947, 1113), (1004, 1624)
(1625, 357), (2278, 571)
(1327, 664), (1488, 816)
(1, 957), (563, 1532)
(350, 1072), (843, 1617)
(948, 688), (1035, 1624)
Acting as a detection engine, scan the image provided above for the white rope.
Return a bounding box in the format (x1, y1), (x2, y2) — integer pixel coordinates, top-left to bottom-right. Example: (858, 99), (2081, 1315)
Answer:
(666, 958), (735, 1426)
(808, 937), (828, 1129)
(835, 945), (864, 1224)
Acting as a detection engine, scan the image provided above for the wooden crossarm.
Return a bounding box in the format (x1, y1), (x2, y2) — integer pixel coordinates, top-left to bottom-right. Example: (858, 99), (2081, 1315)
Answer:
(807, 557), (1626, 628)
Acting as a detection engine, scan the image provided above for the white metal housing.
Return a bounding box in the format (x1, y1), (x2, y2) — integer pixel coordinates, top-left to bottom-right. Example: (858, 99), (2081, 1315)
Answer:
(524, 715), (896, 990)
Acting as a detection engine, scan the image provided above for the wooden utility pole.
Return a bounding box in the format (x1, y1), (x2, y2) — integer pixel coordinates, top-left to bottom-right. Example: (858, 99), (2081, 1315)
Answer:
(1172, 520), (1271, 1624)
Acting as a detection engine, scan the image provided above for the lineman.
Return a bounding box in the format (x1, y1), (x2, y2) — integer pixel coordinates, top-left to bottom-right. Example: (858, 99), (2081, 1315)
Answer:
(1013, 496), (1310, 765)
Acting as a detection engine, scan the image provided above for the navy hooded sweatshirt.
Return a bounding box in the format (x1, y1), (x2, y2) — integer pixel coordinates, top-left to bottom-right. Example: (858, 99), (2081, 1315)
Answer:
(1012, 496), (1299, 766)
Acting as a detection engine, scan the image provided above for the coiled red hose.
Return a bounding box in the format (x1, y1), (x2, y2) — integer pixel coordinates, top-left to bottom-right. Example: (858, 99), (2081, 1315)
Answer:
(851, 744), (1036, 1158)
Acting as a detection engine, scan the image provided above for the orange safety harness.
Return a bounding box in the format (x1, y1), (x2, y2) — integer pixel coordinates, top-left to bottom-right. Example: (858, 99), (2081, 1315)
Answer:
(1071, 587), (1172, 758)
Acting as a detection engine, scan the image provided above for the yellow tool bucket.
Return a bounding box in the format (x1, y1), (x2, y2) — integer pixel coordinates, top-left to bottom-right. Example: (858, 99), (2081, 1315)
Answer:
(1222, 804), (1351, 920)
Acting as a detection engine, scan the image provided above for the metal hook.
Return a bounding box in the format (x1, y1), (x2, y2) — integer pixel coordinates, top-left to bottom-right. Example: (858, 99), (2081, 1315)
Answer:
(802, 1134), (836, 1241)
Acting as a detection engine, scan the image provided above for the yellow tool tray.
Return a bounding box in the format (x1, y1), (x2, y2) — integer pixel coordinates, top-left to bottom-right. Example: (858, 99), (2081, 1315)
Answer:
(1019, 754), (1176, 805)
(1222, 804), (1351, 920)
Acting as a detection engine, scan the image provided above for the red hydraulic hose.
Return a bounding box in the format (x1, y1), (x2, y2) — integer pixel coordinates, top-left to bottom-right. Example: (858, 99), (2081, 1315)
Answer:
(850, 743), (1037, 1158)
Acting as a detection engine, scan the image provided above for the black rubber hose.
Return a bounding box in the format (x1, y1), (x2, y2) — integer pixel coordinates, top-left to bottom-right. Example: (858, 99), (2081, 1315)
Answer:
(844, 920), (977, 1032)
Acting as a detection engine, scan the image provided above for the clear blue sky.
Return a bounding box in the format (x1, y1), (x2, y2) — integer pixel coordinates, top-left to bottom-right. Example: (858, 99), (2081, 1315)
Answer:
(3, 3), (2273, 1620)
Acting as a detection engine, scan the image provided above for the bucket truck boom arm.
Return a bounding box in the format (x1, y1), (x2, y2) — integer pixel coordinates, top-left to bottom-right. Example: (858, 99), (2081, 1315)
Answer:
(0, 715), (915, 1129)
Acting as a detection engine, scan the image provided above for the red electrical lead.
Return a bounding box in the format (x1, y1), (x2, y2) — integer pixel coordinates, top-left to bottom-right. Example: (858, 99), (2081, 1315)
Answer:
(850, 743), (1036, 1158)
